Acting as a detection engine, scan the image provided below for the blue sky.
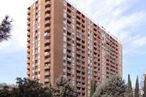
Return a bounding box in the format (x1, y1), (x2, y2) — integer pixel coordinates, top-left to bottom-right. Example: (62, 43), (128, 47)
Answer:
(0, 0), (146, 86)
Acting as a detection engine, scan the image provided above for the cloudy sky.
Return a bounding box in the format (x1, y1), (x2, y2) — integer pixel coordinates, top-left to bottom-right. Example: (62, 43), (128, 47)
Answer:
(0, 0), (146, 86)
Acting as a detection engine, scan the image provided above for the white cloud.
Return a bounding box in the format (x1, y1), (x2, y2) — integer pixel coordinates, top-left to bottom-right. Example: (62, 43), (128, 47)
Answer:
(122, 35), (146, 56)
(132, 36), (146, 47)
(106, 11), (146, 36)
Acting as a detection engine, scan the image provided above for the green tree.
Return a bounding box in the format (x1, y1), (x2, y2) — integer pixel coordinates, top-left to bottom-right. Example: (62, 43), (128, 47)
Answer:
(0, 78), (52, 97)
(0, 16), (12, 42)
(90, 79), (97, 97)
(143, 75), (146, 97)
(0, 85), (11, 97)
(93, 75), (127, 97)
(135, 76), (139, 97)
(14, 77), (52, 97)
(53, 76), (78, 97)
(127, 74), (133, 97)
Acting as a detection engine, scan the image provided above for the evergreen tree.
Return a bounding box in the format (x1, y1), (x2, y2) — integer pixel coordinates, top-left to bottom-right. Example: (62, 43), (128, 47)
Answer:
(93, 75), (127, 97)
(0, 16), (12, 42)
(143, 75), (146, 97)
(53, 76), (78, 97)
(127, 74), (133, 97)
(135, 76), (139, 97)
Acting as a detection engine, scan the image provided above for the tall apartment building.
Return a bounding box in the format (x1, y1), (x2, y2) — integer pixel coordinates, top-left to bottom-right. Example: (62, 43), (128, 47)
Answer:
(27, 0), (122, 97)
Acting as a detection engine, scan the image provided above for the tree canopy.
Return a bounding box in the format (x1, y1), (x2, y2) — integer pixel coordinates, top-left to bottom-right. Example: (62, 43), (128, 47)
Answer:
(93, 75), (127, 97)
(0, 76), (78, 97)
(0, 15), (12, 42)
(0, 78), (52, 97)
(135, 76), (139, 97)
(53, 76), (78, 97)
(127, 74), (133, 97)
(15, 77), (51, 97)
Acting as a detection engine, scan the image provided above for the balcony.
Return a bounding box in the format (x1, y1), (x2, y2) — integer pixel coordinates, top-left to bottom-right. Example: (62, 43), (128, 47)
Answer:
(45, 2), (51, 9)
(44, 44), (50, 50)
(45, 38), (50, 44)
(27, 49), (30, 53)
(27, 17), (30, 21)
(27, 44), (30, 48)
(45, 16), (50, 21)
(45, 26), (51, 31)
(44, 77), (50, 82)
(27, 22), (30, 26)
(27, 7), (30, 10)
(45, 10), (51, 15)
(27, 67), (30, 71)
(27, 72), (30, 77)
(27, 38), (30, 42)
(44, 70), (50, 76)
(27, 28), (30, 32)
(27, 11), (30, 15)
(27, 54), (30, 59)
(45, 21), (50, 27)
(44, 57), (51, 64)
(45, 52), (50, 58)
(45, 22), (51, 28)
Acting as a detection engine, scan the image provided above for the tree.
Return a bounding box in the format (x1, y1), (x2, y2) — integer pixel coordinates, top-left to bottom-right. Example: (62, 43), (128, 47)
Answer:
(14, 77), (52, 97)
(93, 75), (127, 97)
(53, 76), (78, 97)
(90, 79), (97, 97)
(143, 75), (146, 97)
(127, 74), (133, 97)
(0, 15), (12, 42)
(135, 76), (139, 97)
(0, 85), (11, 97)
